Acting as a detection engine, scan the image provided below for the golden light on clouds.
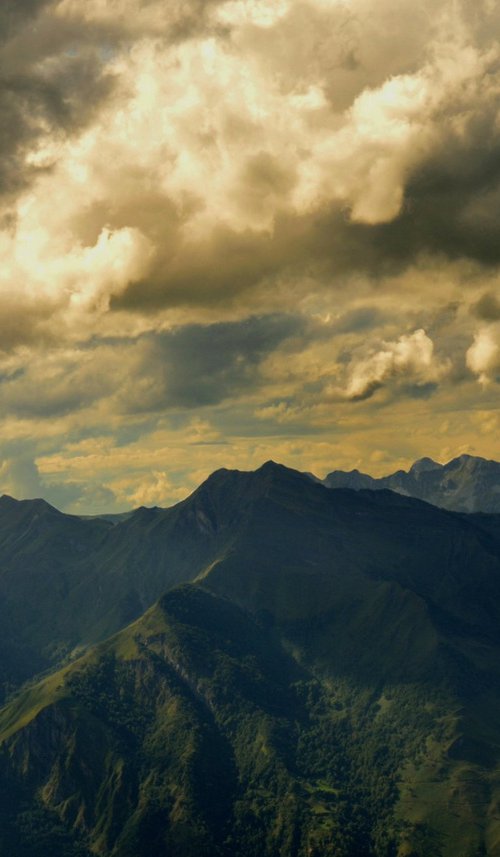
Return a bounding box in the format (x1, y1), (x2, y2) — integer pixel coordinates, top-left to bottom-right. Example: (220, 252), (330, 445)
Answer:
(0, 0), (499, 510)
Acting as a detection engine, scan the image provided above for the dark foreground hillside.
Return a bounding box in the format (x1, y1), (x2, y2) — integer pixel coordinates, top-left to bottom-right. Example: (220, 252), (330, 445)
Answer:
(1, 462), (500, 856)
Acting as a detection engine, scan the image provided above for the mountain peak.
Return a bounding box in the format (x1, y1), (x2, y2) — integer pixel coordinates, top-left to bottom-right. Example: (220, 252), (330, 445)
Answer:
(446, 453), (488, 468)
(258, 459), (289, 474)
(0, 494), (61, 516)
(204, 460), (305, 486)
(323, 453), (500, 513)
(256, 460), (317, 489)
(409, 457), (440, 475)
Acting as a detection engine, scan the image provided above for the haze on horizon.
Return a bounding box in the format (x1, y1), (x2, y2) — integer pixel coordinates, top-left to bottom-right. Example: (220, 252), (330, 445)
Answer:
(1, 0), (500, 513)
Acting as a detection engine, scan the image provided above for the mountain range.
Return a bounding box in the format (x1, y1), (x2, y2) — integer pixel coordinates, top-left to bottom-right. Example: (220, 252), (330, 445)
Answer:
(0, 460), (500, 856)
(323, 453), (500, 513)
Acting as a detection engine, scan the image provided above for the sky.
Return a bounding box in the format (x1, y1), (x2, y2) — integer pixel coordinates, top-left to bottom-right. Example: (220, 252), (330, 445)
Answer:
(1, 0), (500, 512)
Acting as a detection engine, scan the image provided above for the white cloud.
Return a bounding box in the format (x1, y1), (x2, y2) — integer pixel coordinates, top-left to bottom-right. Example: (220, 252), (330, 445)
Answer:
(345, 329), (449, 399)
(466, 326), (500, 386)
(216, 0), (291, 28)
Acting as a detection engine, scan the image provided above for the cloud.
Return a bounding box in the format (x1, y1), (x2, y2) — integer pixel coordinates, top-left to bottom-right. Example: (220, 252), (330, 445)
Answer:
(0, 455), (45, 499)
(0, 452), (116, 513)
(0, 314), (302, 423)
(330, 306), (385, 334)
(0, 7), (117, 198)
(0, 1), (53, 44)
(0, 345), (120, 418)
(0, 0), (499, 344)
(125, 471), (186, 508)
(0, 0), (499, 510)
(466, 326), (500, 386)
(118, 313), (303, 412)
(344, 329), (449, 400)
(472, 292), (500, 321)
(53, 0), (225, 41)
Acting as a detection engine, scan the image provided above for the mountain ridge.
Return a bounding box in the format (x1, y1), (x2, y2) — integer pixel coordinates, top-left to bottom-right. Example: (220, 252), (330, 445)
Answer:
(324, 453), (500, 513)
(1, 460), (500, 854)
(1, 458), (500, 699)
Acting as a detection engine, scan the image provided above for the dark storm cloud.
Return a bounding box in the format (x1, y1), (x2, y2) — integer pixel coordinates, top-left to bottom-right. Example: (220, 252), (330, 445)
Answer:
(0, 63), (115, 196)
(0, 0), (53, 41)
(472, 292), (500, 321)
(120, 314), (303, 412)
(342, 106), (500, 271)
(330, 307), (385, 335)
(112, 206), (417, 315)
(112, 146), (500, 316)
(111, 225), (284, 311)
(0, 0), (118, 197)
(396, 125), (500, 267)
(0, 314), (304, 421)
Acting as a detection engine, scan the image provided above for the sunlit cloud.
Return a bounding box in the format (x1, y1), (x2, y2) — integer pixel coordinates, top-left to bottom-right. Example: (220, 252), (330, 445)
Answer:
(466, 326), (500, 386)
(344, 329), (450, 400)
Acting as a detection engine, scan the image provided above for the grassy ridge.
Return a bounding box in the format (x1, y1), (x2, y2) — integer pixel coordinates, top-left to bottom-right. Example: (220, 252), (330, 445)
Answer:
(1, 585), (499, 856)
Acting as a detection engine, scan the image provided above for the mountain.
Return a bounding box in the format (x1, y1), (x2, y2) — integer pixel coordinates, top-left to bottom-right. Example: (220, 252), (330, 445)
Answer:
(324, 453), (500, 513)
(1, 463), (500, 855)
(2, 461), (500, 696)
(0, 476), (256, 698)
(2, 582), (499, 857)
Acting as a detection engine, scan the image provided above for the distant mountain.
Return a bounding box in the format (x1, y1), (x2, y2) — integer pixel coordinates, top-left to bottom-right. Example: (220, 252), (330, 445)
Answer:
(1, 462), (500, 854)
(324, 453), (500, 512)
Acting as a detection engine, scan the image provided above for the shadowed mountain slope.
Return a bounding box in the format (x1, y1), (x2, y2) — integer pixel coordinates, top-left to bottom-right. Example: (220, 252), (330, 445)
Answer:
(2, 464), (500, 855)
(2, 461), (500, 695)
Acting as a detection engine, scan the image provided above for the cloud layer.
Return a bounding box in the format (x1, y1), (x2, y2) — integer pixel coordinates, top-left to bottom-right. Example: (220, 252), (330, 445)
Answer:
(0, 0), (500, 510)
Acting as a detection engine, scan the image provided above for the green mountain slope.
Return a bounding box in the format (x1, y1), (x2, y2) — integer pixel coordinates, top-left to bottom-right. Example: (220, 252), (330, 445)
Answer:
(4, 585), (498, 857)
(0, 485), (238, 698)
(2, 463), (500, 855)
